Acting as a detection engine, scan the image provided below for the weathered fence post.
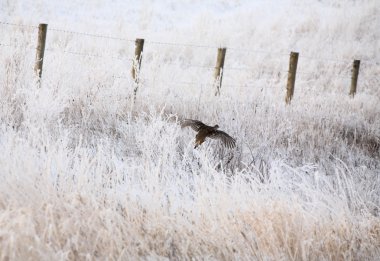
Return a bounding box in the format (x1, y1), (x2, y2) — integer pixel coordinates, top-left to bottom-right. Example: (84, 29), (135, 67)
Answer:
(285, 51), (299, 105)
(34, 23), (48, 78)
(349, 59), (360, 97)
(214, 47), (226, 96)
(131, 38), (144, 84)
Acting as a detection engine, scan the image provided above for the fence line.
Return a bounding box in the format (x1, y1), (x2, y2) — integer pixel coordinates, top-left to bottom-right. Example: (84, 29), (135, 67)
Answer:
(0, 41), (361, 84)
(0, 42), (275, 73)
(1, 20), (377, 65)
(0, 37), (367, 81)
(142, 79), (288, 89)
(3, 41), (348, 77)
(112, 68), (350, 83)
(1, 21), (378, 103)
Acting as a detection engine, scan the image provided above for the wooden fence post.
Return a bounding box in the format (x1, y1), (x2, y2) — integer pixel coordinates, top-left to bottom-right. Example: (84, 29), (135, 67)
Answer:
(34, 23), (48, 78)
(349, 59), (360, 97)
(131, 38), (144, 84)
(285, 51), (299, 104)
(214, 47), (226, 96)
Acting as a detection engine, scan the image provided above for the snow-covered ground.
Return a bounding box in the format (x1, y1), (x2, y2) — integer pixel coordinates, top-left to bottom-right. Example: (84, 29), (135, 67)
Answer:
(0, 0), (379, 259)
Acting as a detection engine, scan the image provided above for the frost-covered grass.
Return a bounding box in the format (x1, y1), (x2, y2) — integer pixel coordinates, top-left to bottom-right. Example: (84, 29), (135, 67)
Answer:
(0, 0), (380, 260)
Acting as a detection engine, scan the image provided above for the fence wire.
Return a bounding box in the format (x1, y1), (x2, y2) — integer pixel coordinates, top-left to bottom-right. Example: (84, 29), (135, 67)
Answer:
(45, 47), (133, 61)
(48, 27), (135, 42)
(0, 21), (38, 30)
(1, 21), (378, 64)
(1, 20), (379, 87)
(147, 40), (217, 49)
(0, 42), (37, 51)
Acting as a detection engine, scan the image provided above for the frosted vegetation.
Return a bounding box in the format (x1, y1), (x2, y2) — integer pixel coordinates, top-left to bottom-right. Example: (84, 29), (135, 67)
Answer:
(0, 0), (379, 259)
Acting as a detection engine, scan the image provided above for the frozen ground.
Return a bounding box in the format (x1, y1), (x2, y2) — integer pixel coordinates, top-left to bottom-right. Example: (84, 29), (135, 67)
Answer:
(0, 0), (379, 260)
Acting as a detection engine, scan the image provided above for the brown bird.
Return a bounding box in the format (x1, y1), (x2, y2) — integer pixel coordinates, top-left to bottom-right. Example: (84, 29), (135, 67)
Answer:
(181, 119), (236, 149)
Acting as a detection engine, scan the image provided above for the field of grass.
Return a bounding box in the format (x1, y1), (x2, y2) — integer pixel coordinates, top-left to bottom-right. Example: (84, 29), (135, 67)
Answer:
(0, 0), (379, 260)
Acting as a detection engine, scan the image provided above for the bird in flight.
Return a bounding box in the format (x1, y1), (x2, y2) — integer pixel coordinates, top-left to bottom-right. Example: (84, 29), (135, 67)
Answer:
(181, 119), (236, 149)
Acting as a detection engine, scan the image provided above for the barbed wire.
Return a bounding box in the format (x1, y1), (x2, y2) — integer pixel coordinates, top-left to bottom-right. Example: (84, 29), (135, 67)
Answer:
(136, 78), (292, 89)
(0, 42), (37, 50)
(361, 60), (380, 66)
(111, 76), (214, 87)
(59, 67), (363, 91)
(147, 60), (289, 73)
(0, 20), (378, 83)
(147, 40), (217, 49)
(157, 80), (214, 87)
(296, 71), (350, 80)
(1, 20), (379, 65)
(45, 47), (133, 61)
(224, 66), (289, 74)
(152, 61), (215, 70)
(0, 21), (38, 29)
(1, 41), (135, 62)
(108, 66), (356, 84)
(39, 49), (364, 81)
(0, 41), (371, 82)
(48, 27), (135, 42)
(228, 47), (290, 57)
(113, 71), (297, 87)
(112, 75), (130, 80)
(299, 55), (352, 65)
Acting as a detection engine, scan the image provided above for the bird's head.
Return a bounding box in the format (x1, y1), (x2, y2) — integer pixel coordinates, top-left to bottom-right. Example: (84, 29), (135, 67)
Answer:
(213, 124), (219, 129)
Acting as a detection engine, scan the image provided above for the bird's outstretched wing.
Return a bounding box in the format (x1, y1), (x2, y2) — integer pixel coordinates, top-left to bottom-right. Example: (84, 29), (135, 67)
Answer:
(209, 130), (236, 148)
(180, 119), (207, 132)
